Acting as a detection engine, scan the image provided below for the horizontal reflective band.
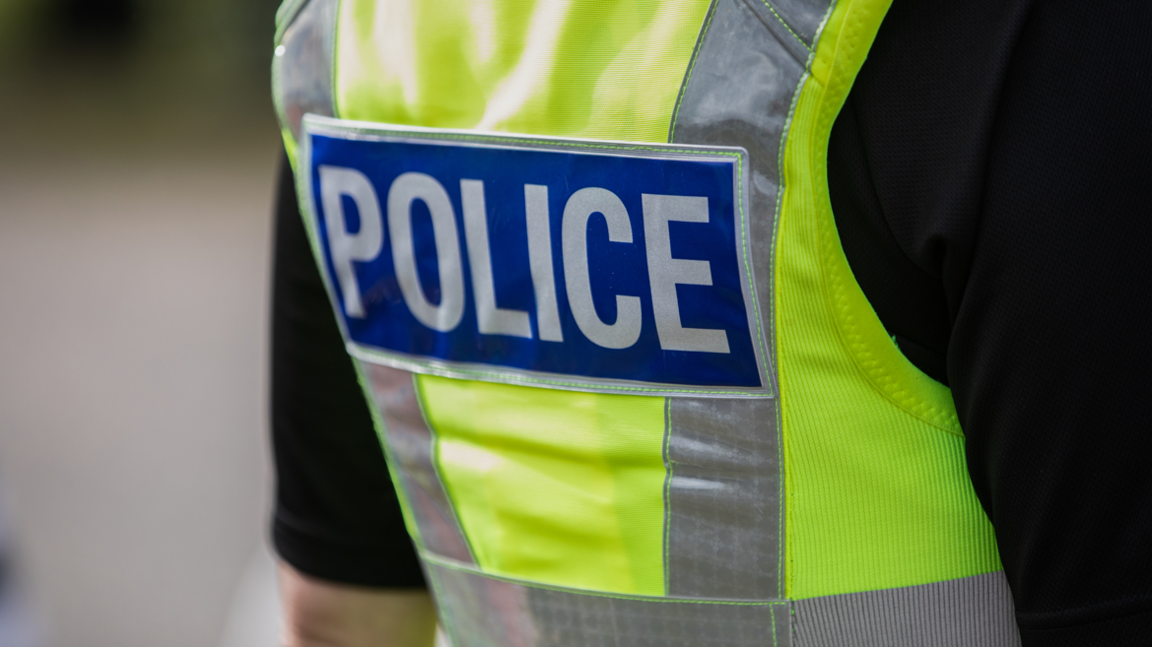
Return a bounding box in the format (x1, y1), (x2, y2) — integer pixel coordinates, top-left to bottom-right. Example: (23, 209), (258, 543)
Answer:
(298, 115), (772, 397)
(793, 572), (1021, 647)
(424, 556), (789, 647)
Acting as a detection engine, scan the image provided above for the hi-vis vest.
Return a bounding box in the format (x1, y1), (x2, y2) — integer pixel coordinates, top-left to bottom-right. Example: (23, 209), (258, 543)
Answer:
(273, 0), (1021, 644)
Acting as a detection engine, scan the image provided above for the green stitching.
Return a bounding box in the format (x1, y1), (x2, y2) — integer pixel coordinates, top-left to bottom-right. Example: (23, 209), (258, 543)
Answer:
(770, 601), (780, 647)
(809, 0), (839, 47)
(352, 344), (771, 397)
(734, 145), (774, 383)
(422, 551), (788, 607)
(757, 0), (814, 52)
(668, 0), (719, 141)
(774, 67), (808, 599)
(662, 397), (673, 596)
(413, 375), (480, 561)
(318, 124), (744, 161)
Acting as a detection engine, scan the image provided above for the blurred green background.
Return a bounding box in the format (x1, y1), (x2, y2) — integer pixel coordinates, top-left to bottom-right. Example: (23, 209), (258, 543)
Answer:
(0, 0), (281, 152)
(0, 1), (286, 646)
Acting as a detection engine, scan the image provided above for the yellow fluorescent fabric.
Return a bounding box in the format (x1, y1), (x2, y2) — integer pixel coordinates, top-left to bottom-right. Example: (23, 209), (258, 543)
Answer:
(335, 0), (710, 595)
(777, 0), (1001, 599)
(335, 0), (711, 140)
(418, 375), (666, 595)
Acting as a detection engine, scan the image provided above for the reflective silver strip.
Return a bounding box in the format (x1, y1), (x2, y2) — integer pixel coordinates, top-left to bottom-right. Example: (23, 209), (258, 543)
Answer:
(424, 555), (792, 647)
(663, 0), (835, 601)
(793, 572), (1022, 647)
(665, 397), (782, 599)
(755, 0), (835, 47)
(361, 364), (475, 564)
(272, 0), (338, 144)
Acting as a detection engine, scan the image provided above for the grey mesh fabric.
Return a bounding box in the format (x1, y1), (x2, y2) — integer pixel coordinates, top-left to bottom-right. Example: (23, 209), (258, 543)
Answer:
(793, 572), (1021, 647)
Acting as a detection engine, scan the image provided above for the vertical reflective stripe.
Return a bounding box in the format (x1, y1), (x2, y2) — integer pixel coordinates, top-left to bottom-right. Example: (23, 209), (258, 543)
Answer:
(752, 0), (832, 50)
(272, 0), (338, 144)
(665, 397), (781, 599)
(425, 556), (792, 647)
(793, 572), (1021, 647)
(361, 364), (475, 564)
(665, 0), (835, 601)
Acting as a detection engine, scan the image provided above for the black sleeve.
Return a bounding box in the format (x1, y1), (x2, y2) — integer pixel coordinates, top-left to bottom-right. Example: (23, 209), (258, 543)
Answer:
(828, 0), (1152, 644)
(270, 154), (426, 588)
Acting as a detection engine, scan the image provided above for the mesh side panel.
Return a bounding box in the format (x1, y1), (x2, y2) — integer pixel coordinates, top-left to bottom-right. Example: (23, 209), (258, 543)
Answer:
(426, 559), (790, 647)
(793, 572), (1021, 647)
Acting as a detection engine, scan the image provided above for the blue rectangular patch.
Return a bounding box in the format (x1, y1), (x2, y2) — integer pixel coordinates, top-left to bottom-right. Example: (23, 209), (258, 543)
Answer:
(299, 115), (771, 397)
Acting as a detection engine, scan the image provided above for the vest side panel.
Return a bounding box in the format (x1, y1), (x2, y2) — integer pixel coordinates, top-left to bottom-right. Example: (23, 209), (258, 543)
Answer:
(793, 572), (1020, 647)
(775, 0), (1003, 599)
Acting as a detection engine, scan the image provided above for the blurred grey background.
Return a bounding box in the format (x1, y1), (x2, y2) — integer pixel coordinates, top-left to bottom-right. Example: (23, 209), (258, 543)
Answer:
(0, 0), (285, 645)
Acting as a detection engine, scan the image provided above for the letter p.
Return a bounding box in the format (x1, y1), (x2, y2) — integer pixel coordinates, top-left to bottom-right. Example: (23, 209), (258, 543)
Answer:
(319, 165), (384, 318)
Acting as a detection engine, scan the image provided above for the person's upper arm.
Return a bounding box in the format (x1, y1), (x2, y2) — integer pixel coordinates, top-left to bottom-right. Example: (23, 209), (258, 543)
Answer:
(951, 2), (1152, 643)
(270, 154), (426, 589)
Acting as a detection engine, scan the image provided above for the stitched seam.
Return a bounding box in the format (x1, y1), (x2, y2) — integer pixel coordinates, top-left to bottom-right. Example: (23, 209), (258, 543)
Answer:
(413, 375), (480, 562)
(808, 0), (839, 51)
(352, 343), (768, 396)
(662, 397), (673, 596)
(668, 0), (719, 140)
(757, 0), (813, 52)
(317, 126), (745, 159)
(734, 155), (774, 382)
(422, 551), (788, 606)
(774, 66), (806, 600)
(805, 5), (961, 435)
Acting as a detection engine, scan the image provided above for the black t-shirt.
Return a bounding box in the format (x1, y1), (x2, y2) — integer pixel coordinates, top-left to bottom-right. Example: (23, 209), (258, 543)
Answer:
(270, 0), (1152, 642)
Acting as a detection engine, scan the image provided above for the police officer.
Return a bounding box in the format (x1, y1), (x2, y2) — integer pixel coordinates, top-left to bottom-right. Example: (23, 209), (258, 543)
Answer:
(269, 0), (1152, 645)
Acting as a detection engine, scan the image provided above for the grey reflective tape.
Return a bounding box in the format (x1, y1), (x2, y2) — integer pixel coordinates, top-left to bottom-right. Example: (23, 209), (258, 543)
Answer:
(273, 0), (338, 144)
(664, 0), (835, 603)
(424, 556), (791, 647)
(665, 397), (782, 599)
(793, 572), (1022, 647)
(752, 0), (836, 48)
(361, 363), (475, 564)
